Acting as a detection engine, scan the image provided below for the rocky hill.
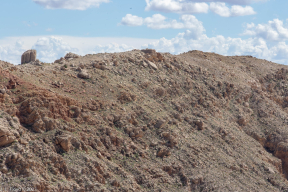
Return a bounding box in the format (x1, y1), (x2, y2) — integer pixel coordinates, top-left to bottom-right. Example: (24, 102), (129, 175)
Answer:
(1, 49), (288, 191)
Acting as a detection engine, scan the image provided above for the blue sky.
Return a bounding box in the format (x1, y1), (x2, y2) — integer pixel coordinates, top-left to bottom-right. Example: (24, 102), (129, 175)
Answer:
(1, 0), (288, 65)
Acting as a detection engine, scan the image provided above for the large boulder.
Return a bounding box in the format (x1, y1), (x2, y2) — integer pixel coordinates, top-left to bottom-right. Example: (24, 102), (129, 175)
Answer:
(21, 50), (37, 64)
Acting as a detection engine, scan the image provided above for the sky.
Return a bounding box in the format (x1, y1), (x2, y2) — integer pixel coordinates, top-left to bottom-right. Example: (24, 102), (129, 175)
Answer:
(1, 0), (288, 65)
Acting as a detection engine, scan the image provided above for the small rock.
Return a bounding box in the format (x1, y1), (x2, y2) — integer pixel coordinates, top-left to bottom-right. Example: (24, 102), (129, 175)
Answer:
(237, 116), (247, 126)
(78, 70), (90, 79)
(154, 119), (166, 129)
(111, 180), (120, 187)
(157, 147), (171, 158)
(194, 120), (204, 130)
(18, 138), (28, 145)
(243, 102), (249, 107)
(266, 166), (275, 174)
(0, 89), (5, 94)
(141, 61), (148, 68)
(56, 135), (72, 152)
(146, 60), (158, 70)
(190, 175), (203, 185)
(60, 65), (68, 71)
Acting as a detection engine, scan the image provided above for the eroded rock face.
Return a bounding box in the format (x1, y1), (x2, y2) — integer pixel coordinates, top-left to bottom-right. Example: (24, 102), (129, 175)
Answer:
(0, 112), (22, 147)
(32, 117), (60, 133)
(21, 50), (37, 64)
(0, 125), (16, 147)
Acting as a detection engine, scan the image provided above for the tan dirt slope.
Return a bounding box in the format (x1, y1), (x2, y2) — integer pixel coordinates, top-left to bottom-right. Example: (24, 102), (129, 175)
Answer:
(0, 49), (288, 191)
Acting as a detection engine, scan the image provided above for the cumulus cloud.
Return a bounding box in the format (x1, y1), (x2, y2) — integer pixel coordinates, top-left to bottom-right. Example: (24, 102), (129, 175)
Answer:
(32, 36), (78, 62)
(33, 0), (109, 10)
(242, 19), (288, 41)
(142, 27), (288, 65)
(210, 2), (256, 17)
(121, 14), (205, 37)
(145, 0), (209, 14)
(0, 41), (26, 64)
(177, 0), (267, 5)
(0, 36), (158, 64)
(93, 43), (135, 53)
(3, 18), (288, 66)
(145, 0), (264, 14)
(0, 36), (79, 64)
(120, 14), (143, 26)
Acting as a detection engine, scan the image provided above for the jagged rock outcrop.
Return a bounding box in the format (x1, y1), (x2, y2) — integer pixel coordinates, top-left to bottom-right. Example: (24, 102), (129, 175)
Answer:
(0, 125), (16, 147)
(21, 49), (37, 64)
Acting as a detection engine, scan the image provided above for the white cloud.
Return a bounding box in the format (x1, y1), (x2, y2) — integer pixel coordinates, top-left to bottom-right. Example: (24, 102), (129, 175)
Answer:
(33, 0), (110, 10)
(1, 34), (288, 65)
(121, 14), (205, 36)
(242, 19), (288, 41)
(32, 36), (78, 62)
(210, 2), (256, 17)
(209, 2), (230, 17)
(0, 36), (158, 64)
(145, 0), (209, 14)
(145, 0), (265, 14)
(3, 19), (288, 66)
(177, 0), (267, 5)
(93, 43), (135, 53)
(142, 27), (288, 65)
(0, 41), (26, 64)
(120, 14), (143, 26)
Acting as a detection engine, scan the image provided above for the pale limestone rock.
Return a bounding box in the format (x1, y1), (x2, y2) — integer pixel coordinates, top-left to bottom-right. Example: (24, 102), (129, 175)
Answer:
(78, 70), (90, 79)
(146, 60), (158, 70)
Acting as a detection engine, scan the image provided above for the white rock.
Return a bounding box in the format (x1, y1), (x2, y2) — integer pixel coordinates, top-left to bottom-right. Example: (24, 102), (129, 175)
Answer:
(146, 60), (158, 70)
